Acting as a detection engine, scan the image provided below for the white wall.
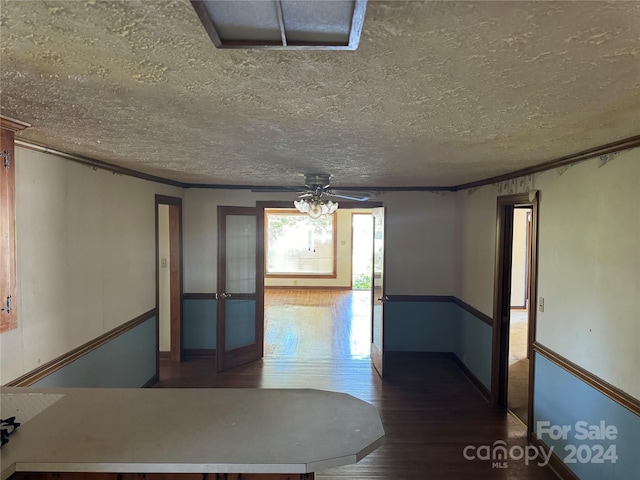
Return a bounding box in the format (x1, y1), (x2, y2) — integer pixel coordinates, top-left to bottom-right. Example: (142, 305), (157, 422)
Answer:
(458, 185), (500, 316)
(458, 149), (640, 399)
(183, 189), (260, 293)
(382, 191), (460, 295)
(182, 189), (461, 296)
(535, 150), (639, 398)
(0, 147), (181, 384)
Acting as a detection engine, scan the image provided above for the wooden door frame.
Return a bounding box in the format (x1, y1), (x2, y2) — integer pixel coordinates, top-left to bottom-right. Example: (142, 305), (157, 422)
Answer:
(491, 192), (539, 439)
(155, 195), (183, 364)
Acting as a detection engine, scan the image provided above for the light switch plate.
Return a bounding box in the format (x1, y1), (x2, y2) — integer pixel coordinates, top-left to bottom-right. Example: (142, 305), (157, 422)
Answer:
(539, 297), (545, 312)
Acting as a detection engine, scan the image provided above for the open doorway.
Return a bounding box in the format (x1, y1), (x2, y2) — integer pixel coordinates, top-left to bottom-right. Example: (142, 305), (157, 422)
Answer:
(492, 193), (538, 435)
(507, 207), (533, 424)
(352, 213), (374, 290)
(155, 195), (183, 363)
(262, 207), (373, 360)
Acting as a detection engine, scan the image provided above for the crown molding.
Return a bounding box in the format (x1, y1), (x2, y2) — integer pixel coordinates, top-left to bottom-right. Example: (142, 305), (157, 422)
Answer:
(14, 139), (183, 188)
(453, 134), (640, 191)
(12, 134), (640, 191)
(0, 115), (30, 132)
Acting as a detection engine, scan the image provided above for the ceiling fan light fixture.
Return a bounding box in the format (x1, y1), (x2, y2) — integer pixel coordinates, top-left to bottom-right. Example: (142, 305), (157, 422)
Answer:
(308, 201), (324, 219)
(294, 198), (310, 213)
(324, 200), (338, 214)
(294, 197), (338, 218)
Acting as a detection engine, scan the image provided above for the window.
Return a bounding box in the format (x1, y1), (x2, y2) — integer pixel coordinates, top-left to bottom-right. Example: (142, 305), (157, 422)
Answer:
(265, 209), (336, 277)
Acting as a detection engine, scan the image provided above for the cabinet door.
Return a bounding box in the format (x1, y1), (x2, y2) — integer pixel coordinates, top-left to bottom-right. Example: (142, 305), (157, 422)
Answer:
(0, 126), (18, 333)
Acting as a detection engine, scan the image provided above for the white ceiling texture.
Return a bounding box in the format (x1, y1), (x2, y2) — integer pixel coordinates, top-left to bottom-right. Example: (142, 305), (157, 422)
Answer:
(1, 1), (639, 189)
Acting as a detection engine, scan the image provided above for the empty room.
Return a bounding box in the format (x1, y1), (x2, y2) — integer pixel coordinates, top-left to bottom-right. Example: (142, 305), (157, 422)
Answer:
(1, 2), (638, 480)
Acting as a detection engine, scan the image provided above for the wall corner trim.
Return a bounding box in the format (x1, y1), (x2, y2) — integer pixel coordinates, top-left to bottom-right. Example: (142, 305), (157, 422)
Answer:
(385, 294), (454, 303)
(451, 354), (491, 402)
(142, 374), (159, 388)
(4, 309), (157, 387)
(533, 341), (640, 416)
(451, 297), (493, 326)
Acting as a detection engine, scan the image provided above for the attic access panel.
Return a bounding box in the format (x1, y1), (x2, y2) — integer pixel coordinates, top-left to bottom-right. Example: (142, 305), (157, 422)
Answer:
(191, 0), (367, 50)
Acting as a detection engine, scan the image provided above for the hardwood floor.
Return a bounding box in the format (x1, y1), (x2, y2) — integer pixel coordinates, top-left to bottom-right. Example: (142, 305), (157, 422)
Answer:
(157, 289), (558, 480)
(264, 288), (371, 359)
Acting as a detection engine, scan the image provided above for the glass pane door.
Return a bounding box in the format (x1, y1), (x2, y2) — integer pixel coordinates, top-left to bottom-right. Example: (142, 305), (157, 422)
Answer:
(217, 207), (264, 372)
(371, 207), (386, 377)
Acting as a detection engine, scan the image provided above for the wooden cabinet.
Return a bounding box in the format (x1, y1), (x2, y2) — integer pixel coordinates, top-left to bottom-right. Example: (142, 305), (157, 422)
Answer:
(0, 117), (29, 334)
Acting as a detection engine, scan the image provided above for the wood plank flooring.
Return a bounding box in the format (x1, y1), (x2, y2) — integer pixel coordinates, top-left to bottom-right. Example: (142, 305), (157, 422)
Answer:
(264, 289), (371, 359)
(157, 289), (558, 480)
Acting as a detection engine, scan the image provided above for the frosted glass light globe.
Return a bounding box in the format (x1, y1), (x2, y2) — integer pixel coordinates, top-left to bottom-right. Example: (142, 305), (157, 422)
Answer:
(308, 202), (323, 219)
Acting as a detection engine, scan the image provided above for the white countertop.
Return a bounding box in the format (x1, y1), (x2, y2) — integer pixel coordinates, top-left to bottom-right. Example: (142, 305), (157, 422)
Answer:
(0, 387), (384, 479)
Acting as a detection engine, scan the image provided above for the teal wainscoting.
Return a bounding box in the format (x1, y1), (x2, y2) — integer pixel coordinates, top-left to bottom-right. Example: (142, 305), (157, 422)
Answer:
(454, 307), (493, 390)
(183, 296), (217, 350)
(385, 296), (493, 391)
(385, 299), (458, 352)
(32, 315), (157, 388)
(533, 353), (640, 480)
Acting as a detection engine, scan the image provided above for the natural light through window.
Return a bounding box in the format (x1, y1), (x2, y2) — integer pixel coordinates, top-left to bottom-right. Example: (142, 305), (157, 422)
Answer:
(265, 209), (336, 277)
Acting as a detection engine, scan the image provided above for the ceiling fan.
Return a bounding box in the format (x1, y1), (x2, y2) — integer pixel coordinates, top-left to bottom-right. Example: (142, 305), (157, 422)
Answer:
(297, 173), (373, 200)
(294, 173), (374, 218)
(254, 173), (375, 218)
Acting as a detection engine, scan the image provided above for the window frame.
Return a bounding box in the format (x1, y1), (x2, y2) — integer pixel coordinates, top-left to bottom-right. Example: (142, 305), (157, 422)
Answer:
(264, 208), (337, 279)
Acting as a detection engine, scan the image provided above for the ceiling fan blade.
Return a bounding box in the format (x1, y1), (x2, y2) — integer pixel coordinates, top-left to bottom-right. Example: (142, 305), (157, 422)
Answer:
(251, 186), (306, 193)
(325, 190), (374, 201)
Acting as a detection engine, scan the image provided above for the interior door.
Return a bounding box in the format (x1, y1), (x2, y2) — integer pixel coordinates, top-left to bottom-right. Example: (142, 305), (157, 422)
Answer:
(216, 206), (264, 372)
(371, 206), (387, 377)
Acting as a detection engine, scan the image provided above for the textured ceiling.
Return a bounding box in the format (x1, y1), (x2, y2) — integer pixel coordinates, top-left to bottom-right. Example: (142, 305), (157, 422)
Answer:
(1, 0), (639, 188)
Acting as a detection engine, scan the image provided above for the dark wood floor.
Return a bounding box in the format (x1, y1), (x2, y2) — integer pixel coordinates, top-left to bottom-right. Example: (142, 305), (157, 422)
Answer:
(157, 290), (557, 480)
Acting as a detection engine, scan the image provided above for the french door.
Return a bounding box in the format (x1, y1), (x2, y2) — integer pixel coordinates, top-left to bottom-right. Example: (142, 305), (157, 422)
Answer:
(216, 206), (264, 372)
(370, 206), (387, 377)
